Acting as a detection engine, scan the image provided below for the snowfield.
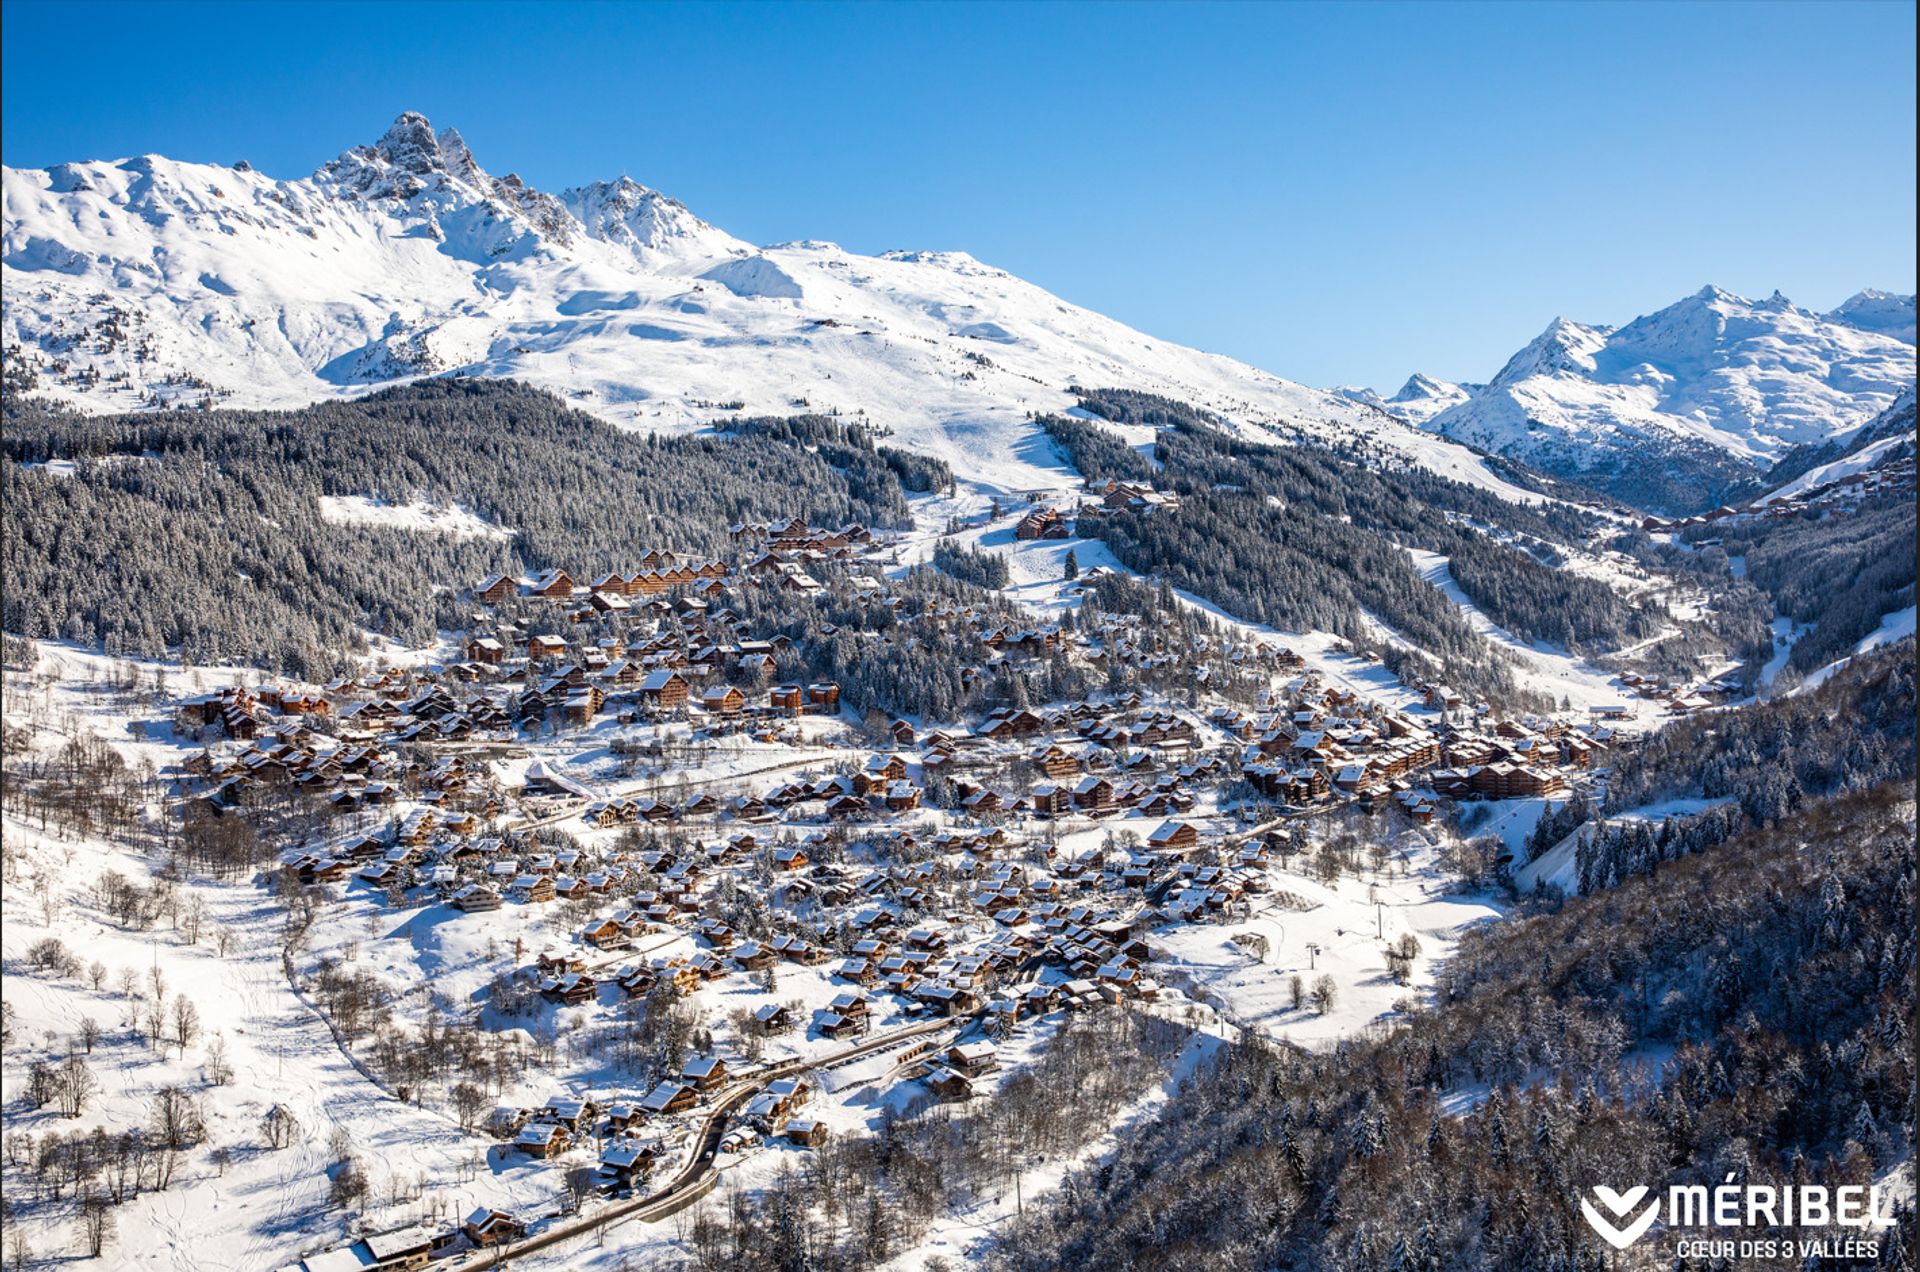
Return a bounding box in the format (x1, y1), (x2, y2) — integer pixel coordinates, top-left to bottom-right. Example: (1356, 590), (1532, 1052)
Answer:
(316, 496), (513, 540)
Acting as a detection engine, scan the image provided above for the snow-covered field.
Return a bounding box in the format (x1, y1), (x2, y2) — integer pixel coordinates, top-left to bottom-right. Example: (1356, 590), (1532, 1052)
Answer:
(316, 496), (513, 541)
(1148, 839), (1502, 1050)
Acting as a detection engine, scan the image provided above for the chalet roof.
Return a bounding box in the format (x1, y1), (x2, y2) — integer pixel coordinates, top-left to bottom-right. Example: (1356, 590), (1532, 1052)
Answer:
(640, 1081), (693, 1111)
(466, 1207), (520, 1234)
(601, 1140), (653, 1168)
(299, 1247), (375, 1272)
(515, 1121), (564, 1145)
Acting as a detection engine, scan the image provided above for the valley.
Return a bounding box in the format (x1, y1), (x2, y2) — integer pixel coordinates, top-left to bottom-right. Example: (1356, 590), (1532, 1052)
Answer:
(1, 108), (1913, 1272)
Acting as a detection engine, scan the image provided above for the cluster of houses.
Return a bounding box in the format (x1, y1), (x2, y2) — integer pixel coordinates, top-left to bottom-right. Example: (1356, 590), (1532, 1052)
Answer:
(1074, 477), (1180, 522)
(1638, 448), (1915, 534)
(1612, 669), (1717, 715)
(1014, 505), (1071, 540)
(210, 498), (1677, 1270)
(1424, 717), (1613, 800)
(177, 690), (490, 819)
(1006, 476), (1184, 543)
(1213, 674), (1620, 813)
(475, 556), (731, 608)
(186, 564), (1619, 898)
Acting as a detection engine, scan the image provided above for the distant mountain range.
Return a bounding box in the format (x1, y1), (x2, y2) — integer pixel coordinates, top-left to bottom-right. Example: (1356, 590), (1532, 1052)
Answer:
(1367, 287), (1914, 512)
(1334, 373), (1479, 425)
(3, 113), (1911, 515)
(0, 112), (1526, 502)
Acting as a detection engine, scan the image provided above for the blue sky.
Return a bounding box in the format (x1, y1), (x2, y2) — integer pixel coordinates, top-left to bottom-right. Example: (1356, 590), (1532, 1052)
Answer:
(3, 0), (1914, 391)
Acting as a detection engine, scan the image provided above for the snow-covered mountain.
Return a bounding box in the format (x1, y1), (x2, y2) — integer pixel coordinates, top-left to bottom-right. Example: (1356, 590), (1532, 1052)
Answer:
(1, 112), (1533, 500)
(1336, 373), (1477, 425)
(1827, 289), (1916, 345)
(1416, 286), (1915, 512)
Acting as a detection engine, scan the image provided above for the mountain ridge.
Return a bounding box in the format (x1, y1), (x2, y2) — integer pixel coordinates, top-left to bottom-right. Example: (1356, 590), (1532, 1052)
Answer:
(1393, 285), (1915, 512)
(1, 112), (1539, 504)
(5, 115), (1910, 515)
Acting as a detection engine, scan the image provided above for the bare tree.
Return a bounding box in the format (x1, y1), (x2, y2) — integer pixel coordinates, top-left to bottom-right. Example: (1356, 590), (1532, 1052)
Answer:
(204, 1034), (233, 1086)
(7, 1220), (33, 1270)
(170, 994), (200, 1056)
(151, 1086), (202, 1152)
(327, 1158), (369, 1211)
(450, 1082), (488, 1131)
(20, 1062), (52, 1110)
(54, 1055), (98, 1118)
(180, 895), (207, 946)
(77, 1016), (101, 1054)
(262, 1104), (298, 1150)
(77, 1190), (115, 1258)
(141, 998), (165, 1049)
(563, 1165), (601, 1214)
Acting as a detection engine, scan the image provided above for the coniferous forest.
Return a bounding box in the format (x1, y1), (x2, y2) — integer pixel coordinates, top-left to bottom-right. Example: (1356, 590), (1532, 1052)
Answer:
(2, 382), (912, 677)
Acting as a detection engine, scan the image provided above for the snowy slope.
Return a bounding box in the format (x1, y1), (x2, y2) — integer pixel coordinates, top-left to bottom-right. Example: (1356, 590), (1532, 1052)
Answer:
(2, 112), (1529, 500)
(1828, 289), (1917, 345)
(1758, 430), (1913, 505)
(1757, 386), (1916, 503)
(1418, 286), (1915, 510)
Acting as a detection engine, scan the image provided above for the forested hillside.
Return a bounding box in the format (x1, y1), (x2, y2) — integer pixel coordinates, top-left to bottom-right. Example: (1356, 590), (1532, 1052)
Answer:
(716, 411), (955, 505)
(1, 381), (920, 676)
(986, 781), (1917, 1272)
(1526, 640), (1916, 894)
(1044, 394), (1729, 706)
(1694, 498), (1915, 675)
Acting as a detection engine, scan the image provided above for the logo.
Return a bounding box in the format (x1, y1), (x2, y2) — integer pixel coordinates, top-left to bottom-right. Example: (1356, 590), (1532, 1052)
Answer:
(1582, 1186), (1660, 1249)
(1578, 1177), (1899, 1256)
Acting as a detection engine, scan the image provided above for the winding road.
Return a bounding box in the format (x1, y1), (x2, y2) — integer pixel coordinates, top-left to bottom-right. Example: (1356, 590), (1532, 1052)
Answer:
(453, 1013), (962, 1268)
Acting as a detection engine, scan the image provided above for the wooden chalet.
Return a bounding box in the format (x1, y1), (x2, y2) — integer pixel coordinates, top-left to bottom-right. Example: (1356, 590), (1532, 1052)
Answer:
(637, 670), (691, 711)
